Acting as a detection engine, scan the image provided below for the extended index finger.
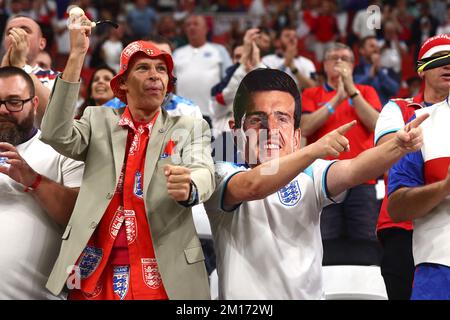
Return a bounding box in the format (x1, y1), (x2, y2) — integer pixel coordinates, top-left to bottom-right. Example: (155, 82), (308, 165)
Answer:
(336, 120), (357, 135)
(406, 113), (429, 131)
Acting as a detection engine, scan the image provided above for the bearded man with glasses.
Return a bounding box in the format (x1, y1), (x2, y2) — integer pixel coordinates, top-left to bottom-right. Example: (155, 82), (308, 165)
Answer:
(0, 66), (84, 299)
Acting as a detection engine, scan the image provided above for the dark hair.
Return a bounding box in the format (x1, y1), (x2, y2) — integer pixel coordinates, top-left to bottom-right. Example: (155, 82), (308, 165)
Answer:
(276, 25), (297, 40)
(6, 15), (43, 37)
(257, 26), (271, 37)
(359, 35), (377, 48)
(233, 68), (301, 128)
(0, 66), (35, 97)
(146, 34), (172, 48)
(76, 65), (116, 119)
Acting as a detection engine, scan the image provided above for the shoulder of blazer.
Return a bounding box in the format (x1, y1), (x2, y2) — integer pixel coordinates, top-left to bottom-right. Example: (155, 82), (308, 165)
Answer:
(164, 115), (200, 132)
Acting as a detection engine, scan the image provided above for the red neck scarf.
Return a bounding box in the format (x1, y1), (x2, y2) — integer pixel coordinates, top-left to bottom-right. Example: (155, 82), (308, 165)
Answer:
(69, 108), (168, 300)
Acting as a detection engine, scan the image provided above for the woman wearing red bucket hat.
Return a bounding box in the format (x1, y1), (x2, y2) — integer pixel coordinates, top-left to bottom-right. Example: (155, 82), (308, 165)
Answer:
(40, 15), (215, 300)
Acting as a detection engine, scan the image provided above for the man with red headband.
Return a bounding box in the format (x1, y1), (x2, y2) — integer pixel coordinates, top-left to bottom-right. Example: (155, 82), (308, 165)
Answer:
(39, 18), (215, 300)
(374, 34), (450, 299)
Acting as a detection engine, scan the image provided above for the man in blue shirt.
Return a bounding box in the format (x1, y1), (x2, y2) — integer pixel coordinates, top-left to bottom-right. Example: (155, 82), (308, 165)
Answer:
(354, 36), (400, 106)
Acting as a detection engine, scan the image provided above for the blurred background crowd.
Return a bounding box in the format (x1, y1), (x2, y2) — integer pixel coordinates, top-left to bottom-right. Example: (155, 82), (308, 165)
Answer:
(1, 0), (449, 102)
(1, 0), (450, 300)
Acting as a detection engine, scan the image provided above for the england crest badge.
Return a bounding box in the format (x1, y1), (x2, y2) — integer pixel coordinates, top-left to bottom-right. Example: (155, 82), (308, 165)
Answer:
(277, 180), (301, 206)
(124, 210), (137, 244)
(113, 266), (130, 300)
(78, 246), (103, 279)
(133, 171), (144, 198)
(109, 206), (124, 239)
(141, 258), (163, 289)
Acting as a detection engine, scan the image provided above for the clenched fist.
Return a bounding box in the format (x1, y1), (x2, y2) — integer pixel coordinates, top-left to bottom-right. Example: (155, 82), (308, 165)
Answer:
(164, 164), (192, 202)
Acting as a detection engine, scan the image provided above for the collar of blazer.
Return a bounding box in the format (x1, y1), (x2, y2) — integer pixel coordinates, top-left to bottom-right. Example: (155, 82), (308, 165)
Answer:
(110, 106), (170, 197)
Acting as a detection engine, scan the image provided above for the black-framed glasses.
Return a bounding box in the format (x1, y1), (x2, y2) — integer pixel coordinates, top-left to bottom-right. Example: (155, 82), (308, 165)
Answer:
(0, 97), (33, 112)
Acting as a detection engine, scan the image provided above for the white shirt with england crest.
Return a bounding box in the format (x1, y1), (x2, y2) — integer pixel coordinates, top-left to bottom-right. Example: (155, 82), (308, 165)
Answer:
(204, 160), (346, 300)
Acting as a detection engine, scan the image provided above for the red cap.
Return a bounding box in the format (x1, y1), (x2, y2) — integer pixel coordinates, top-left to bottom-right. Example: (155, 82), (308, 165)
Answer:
(110, 40), (175, 103)
(418, 34), (450, 60)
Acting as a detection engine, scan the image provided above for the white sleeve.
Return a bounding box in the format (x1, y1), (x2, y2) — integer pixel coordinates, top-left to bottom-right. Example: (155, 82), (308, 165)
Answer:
(203, 162), (246, 214)
(298, 58), (316, 78)
(191, 106), (203, 119)
(312, 159), (346, 208)
(374, 100), (404, 145)
(60, 156), (84, 188)
(222, 64), (248, 106)
(216, 45), (233, 78)
(262, 55), (279, 69)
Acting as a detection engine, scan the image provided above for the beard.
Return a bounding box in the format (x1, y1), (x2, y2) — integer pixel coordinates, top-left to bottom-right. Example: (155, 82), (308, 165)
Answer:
(0, 111), (34, 146)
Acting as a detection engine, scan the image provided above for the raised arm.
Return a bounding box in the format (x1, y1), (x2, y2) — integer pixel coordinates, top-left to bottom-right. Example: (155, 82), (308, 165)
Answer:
(283, 41), (316, 89)
(326, 113), (428, 197)
(337, 62), (380, 131)
(39, 17), (92, 161)
(1, 28), (51, 128)
(223, 121), (356, 207)
(300, 79), (347, 137)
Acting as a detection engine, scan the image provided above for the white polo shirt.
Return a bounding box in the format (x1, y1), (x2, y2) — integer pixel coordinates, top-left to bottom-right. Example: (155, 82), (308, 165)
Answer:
(0, 131), (84, 299)
(173, 42), (232, 117)
(262, 54), (316, 86)
(205, 160), (345, 300)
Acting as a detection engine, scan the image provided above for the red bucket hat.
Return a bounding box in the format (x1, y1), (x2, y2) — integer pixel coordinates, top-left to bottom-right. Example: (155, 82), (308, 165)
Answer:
(110, 40), (175, 103)
(418, 34), (450, 60)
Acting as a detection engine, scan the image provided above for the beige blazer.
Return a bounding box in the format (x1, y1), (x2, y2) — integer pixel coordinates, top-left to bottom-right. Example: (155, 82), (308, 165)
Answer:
(40, 77), (215, 299)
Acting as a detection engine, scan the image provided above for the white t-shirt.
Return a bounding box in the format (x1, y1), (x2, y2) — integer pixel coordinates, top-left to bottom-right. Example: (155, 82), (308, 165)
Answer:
(262, 54), (316, 86)
(101, 40), (123, 73)
(204, 160), (345, 300)
(173, 43), (232, 117)
(378, 39), (407, 74)
(352, 9), (377, 39)
(0, 131), (84, 299)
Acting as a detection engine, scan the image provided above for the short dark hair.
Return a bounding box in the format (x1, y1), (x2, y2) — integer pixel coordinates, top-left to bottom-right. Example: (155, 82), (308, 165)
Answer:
(233, 68), (301, 128)
(359, 35), (377, 48)
(5, 15), (43, 38)
(276, 25), (297, 40)
(0, 66), (35, 97)
(146, 34), (172, 48)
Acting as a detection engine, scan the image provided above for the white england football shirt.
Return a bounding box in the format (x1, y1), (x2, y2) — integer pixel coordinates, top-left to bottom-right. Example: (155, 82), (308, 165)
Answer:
(173, 43), (232, 117)
(205, 160), (346, 300)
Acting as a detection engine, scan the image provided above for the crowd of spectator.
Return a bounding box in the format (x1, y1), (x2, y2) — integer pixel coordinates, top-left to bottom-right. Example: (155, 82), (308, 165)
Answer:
(0, 0), (448, 102)
(1, 0), (450, 300)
